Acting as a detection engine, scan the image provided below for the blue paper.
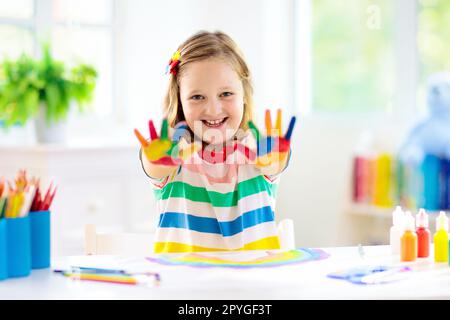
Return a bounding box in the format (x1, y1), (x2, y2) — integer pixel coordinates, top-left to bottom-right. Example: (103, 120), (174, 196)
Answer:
(327, 265), (411, 285)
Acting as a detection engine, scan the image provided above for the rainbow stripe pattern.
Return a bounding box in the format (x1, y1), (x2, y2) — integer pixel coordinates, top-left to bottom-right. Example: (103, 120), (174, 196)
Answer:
(147, 248), (329, 268)
(149, 133), (288, 253)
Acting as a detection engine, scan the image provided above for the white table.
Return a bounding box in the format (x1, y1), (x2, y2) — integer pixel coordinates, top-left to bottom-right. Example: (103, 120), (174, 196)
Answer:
(1, 245), (449, 300)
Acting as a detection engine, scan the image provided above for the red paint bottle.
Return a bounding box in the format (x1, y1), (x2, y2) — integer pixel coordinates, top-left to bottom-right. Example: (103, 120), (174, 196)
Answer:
(416, 208), (430, 258)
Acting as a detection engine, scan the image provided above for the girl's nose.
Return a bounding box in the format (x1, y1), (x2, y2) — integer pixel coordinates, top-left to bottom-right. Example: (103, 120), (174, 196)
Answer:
(205, 99), (222, 116)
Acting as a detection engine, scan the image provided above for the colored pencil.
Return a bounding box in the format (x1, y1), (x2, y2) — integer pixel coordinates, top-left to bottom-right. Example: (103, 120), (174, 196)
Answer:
(19, 185), (36, 217)
(0, 197), (6, 219)
(63, 272), (139, 285)
(0, 178), (5, 198)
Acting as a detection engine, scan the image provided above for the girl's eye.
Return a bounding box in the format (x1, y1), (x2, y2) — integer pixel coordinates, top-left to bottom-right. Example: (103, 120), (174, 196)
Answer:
(220, 92), (233, 97)
(191, 95), (204, 101)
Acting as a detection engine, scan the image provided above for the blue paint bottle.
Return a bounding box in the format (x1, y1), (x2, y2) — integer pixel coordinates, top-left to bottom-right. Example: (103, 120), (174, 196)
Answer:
(421, 154), (441, 211)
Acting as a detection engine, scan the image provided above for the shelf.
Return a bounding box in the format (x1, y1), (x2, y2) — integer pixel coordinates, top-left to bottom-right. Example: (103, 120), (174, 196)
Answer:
(347, 203), (393, 219)
(347, 203), (449, 218)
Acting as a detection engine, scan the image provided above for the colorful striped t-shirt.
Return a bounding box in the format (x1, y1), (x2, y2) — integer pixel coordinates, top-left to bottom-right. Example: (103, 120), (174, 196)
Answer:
(146, 136), (287, 253)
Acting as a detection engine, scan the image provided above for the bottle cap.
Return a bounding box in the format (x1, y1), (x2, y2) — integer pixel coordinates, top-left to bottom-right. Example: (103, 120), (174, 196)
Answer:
(416, 208), (429, 228)
(404, 211), (415, 231)
(392, 206), (404, 227)
(436, 211), (449, 232)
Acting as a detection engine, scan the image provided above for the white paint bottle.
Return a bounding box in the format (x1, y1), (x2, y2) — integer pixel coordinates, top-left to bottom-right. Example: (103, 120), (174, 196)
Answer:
(390, 206), (405, 254)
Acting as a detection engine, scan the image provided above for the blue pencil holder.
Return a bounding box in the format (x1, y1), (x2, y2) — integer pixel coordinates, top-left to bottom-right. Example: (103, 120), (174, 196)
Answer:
(0, 219), (7, 280)
(30, 210), (51, 269)
(6, 216), (31, 278)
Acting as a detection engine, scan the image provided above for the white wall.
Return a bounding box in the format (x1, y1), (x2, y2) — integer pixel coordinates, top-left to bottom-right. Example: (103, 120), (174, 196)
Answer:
(115, 0), (294, 130)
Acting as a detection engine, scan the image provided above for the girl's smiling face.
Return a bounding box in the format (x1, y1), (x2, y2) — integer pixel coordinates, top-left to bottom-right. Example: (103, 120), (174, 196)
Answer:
(179, 58), (244, 146)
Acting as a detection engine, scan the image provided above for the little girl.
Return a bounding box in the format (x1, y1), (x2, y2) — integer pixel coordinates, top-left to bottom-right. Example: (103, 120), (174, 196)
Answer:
(134, 31), (296, 253)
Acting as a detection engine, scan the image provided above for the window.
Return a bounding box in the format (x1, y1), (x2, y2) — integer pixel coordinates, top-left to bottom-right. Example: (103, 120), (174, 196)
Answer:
(418, 0), (450, 78)
(0, 1), (34, 59)
(0, 0), (114, 117)
(418, 0), (450, 109)
(52, 0), (114, 116)
(311, 0), (395, 113)
(0, 0), (34, 19)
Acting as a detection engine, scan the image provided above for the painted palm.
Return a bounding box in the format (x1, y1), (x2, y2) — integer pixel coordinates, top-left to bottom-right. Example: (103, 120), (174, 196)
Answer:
(248, 109), (296, 167)
(134, 119), (199, 166)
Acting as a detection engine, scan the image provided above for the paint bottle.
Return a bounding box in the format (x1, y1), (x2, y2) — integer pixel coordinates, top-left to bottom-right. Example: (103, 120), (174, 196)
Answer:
(373, 153), (393, 208)
(366, 157), (376, 204)
(400, 211), (417, 261)
(442, 158), (450, 211)
(421, 154), (441, 211)
(352, 156), (366, 203)
(353, 132), (376, 204)
(396, 160), (406, 207)
(434, 211), (449, 263)
(415, 208), (430, 258)
(389, 206), (404, 255)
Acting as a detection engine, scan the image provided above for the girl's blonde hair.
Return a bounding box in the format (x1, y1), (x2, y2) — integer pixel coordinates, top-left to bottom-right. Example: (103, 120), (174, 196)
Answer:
(163, 30), (254, 130)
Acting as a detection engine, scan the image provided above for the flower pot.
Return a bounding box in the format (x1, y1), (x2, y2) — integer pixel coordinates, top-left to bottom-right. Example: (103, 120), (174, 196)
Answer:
(34, 104), (67, 144)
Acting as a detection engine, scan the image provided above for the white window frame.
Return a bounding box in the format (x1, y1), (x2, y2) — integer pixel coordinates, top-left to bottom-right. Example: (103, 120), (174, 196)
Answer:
(34, 0), (52, 57)
(393, 0), (418, 120)
(293, 0), (312, 116)
(0, 17), (34, 31)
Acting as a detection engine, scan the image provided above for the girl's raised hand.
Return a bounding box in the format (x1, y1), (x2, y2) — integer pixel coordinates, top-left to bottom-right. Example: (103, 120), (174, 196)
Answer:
(248, 109), (296, 168)
(134, 119), (199, 166)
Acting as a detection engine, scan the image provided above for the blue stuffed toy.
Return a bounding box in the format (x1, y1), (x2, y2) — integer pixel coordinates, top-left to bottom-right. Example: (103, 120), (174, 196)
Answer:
(399, 72), (450, 164)
(398, 72), (450, 210)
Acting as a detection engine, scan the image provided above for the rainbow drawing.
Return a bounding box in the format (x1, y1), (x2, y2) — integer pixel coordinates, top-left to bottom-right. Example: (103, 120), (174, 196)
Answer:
(147, 248), (329, 268)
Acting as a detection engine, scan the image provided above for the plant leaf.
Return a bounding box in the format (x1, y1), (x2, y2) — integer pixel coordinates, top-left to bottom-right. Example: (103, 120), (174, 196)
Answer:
(0, 43), (98, 128)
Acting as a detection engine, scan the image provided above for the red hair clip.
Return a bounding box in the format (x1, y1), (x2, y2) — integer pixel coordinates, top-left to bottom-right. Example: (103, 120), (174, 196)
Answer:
(166, 50), (181, 75)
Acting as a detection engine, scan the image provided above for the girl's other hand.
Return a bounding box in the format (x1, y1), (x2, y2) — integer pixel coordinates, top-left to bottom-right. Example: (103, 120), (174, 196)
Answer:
(248, 109), (296, 168)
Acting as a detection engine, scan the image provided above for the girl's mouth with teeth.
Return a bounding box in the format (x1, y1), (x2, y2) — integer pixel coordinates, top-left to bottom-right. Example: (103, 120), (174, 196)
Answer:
(202, 117), (228, 128)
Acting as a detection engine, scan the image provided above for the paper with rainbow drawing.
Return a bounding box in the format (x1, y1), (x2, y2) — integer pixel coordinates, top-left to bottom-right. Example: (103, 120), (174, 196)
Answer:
(147, 248), (329, 268)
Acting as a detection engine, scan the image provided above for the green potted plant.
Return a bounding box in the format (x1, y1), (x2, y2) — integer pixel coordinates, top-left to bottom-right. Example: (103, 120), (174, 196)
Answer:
(0, 44), (97, 143)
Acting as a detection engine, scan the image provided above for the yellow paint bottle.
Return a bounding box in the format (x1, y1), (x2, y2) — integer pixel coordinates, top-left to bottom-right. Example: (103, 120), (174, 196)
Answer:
(373, 153), (393, 208)
(434, 211), (449, 263)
